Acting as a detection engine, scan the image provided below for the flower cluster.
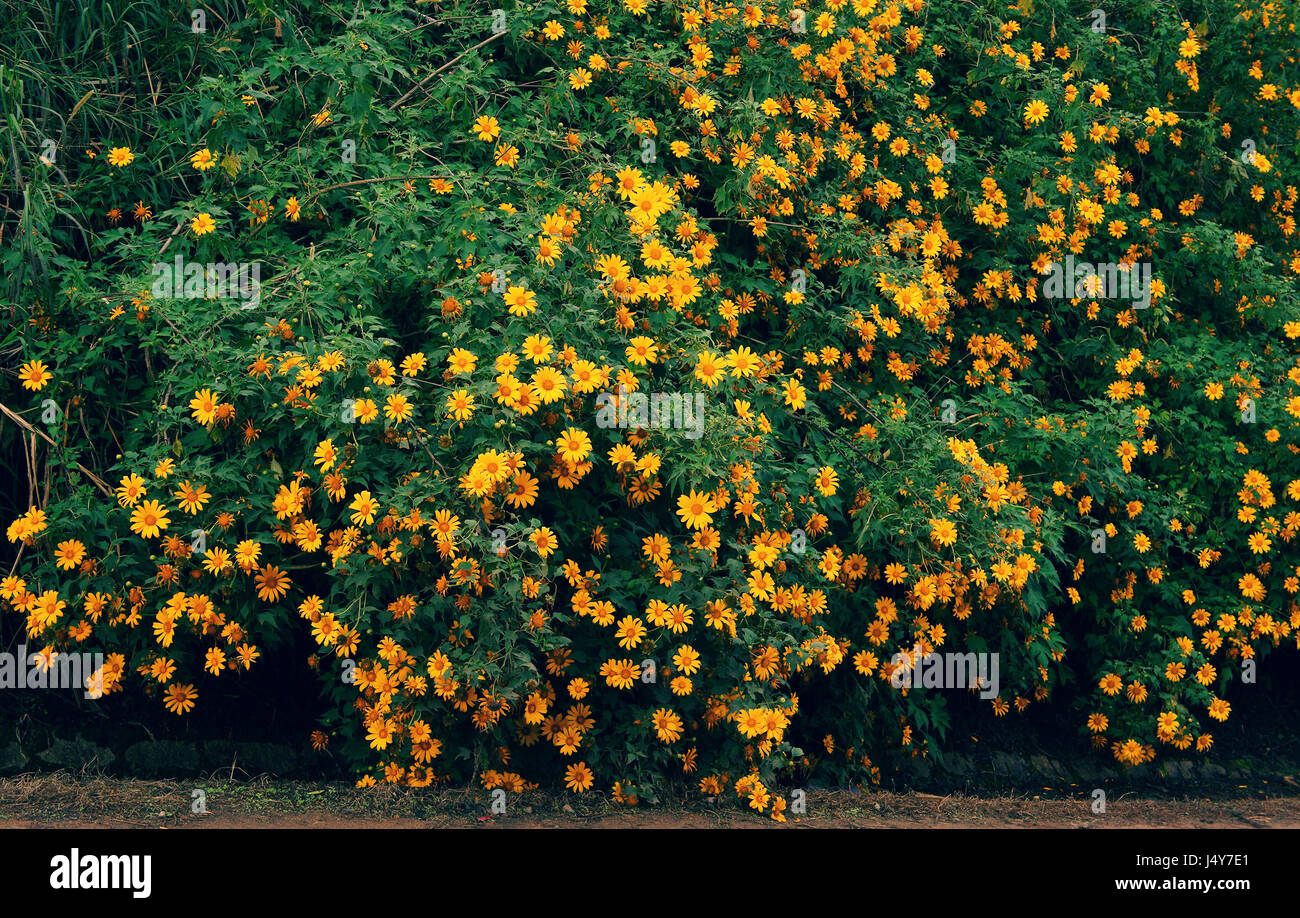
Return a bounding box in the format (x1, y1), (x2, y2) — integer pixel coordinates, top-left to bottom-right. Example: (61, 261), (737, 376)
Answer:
(6, 0), (1299, 814)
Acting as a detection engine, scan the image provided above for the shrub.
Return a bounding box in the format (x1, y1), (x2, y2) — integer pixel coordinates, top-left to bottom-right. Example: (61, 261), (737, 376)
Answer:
(3, 0), (1298, 818)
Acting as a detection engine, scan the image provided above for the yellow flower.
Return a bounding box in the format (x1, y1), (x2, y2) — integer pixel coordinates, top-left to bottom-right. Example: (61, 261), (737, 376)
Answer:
(504, 285), (537, 316)
(523, 334), (553, 363)
(173, 480), (211, 515)
(531, 526), (558, 558)
(349, 490), (379, 525)
(676, 489), (716, 530)
(672, 645), (701, 675)
(116, 473), (147, 507)
(694, 351), (724, 388)
(495, 144), (520, 168)
(189, 388), (219, 425)
(254, 564), (291, 602)
(1247, 532), (1271, 554)
(625, 336), (658, 365)
(471, 116), (501, 142)
(130, 500), (171, 539)
(191, 212), (217, 236)
(556, 427), (592, 463)
(782, 378), (807, 410)
(929, 517), (957, 547)
(383, 393), (414, 423)
(564, 761), (594, 792)
(446, 389), (475, 422)
(54, 540), (86, 570)
(447, 348), (478, 375)
(599, 657), (640, 689)
(652, 708), (683, 743)
(616, 615), (646, 649)
(19, 359), (52, 391)
(353, 398), (379, 423)
(530, 366), (568, 403)
(163, 683), (198, 714)
(107, 146), (134, 167)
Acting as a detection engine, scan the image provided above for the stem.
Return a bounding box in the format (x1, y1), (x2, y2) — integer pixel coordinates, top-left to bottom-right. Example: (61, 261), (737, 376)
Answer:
(0, 400), (113, 497)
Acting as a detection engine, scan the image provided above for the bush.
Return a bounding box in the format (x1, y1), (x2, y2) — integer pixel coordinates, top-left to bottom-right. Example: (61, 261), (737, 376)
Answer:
(124, 740), (200, 779)
(3, 0), (1298, 818)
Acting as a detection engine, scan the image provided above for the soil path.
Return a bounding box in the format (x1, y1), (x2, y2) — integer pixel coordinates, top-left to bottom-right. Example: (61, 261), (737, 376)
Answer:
(2, 776), (1296, 828)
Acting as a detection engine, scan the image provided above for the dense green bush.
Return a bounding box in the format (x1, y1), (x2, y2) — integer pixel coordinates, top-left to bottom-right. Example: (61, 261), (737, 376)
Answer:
(3, 0), (1298, 816)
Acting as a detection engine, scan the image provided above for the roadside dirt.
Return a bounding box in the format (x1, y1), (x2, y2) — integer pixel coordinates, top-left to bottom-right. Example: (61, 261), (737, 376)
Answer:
(2, 774), (1297, 828)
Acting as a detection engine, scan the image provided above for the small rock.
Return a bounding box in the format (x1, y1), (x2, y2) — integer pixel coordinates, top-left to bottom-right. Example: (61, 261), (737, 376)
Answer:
(562, 803), (574, 813)
(1072, 760), (1119, 784)
(125, 740), (199, 778)
(1200, 763), (1228, 781)
(943, 753), (973, 777)
(37, 736), (114, 772)
(0, 743), (27, 775)
(991, 751), (1029, 780)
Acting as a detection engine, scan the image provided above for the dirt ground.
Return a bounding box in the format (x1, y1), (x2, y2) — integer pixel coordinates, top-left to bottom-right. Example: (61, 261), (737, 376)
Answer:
(1, 774), (1297, 828)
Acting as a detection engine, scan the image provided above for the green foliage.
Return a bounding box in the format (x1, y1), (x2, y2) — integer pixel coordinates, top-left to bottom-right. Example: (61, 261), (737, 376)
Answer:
(3, 0), (1298, 812)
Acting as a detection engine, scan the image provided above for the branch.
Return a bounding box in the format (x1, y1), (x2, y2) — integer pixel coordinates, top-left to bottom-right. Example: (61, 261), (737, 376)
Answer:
(392, 32), (507, 108)
(0, 401), (113, 497)
(158, 216), (187, 256)
(303, 174), (442, 205)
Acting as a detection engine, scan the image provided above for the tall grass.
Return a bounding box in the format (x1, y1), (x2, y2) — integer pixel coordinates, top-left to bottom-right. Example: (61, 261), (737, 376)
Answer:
(0, 0), (273, 299)
(0, 0), (262, 533)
